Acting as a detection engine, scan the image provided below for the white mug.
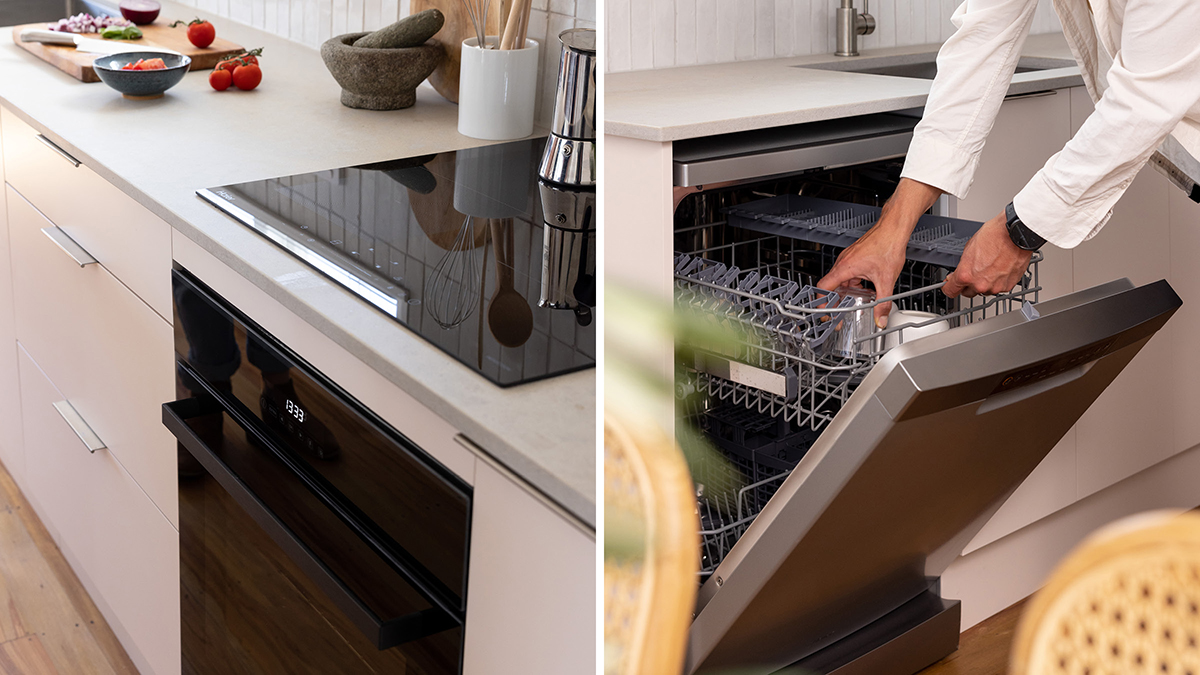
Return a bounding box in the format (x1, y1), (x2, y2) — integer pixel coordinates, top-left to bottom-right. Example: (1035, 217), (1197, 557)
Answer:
(458, 37), (539, 141)
(882, 309), (950, 351)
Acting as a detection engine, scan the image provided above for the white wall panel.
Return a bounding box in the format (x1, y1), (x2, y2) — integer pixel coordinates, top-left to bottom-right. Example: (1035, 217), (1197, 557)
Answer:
(607, 0), (1066, 74)
(195, 0), (591, 126)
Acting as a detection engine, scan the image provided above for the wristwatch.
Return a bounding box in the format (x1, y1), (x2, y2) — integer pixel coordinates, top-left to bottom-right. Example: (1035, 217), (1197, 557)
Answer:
(1004, 202), (1046, 251)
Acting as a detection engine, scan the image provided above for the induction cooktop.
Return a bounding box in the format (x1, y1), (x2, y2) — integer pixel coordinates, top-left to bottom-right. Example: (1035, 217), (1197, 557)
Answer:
(198, 138), (595, 387)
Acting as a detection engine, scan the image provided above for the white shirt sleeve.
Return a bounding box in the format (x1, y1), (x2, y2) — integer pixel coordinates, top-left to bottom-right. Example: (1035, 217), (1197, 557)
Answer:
(1013, 0), (1200, 248)
(901, 0), (1040, 200)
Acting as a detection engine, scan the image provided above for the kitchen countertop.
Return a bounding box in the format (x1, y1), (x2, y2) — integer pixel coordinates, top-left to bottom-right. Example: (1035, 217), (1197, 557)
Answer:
(605, 32), (1082, 142)
(0, 5), (596, 527)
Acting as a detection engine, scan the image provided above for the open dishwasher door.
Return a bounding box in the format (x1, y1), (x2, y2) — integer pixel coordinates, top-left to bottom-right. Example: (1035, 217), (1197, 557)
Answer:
(687, 278), (1182, 675)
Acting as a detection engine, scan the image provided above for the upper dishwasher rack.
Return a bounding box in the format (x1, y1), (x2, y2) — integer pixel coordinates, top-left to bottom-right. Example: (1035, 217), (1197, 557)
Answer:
(724, 194), (986, 268)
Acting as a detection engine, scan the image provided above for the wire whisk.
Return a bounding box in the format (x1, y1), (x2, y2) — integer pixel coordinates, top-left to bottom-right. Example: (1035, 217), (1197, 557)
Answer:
(429, 215), (483, 329)
(460, 0), (492, 48)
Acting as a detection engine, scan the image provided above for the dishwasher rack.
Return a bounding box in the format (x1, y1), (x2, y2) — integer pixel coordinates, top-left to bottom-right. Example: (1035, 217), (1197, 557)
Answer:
(677, 199), (1043, 578)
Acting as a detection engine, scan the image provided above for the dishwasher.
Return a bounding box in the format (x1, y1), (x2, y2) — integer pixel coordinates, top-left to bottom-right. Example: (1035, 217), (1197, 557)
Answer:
(668, 113), (1183, 675)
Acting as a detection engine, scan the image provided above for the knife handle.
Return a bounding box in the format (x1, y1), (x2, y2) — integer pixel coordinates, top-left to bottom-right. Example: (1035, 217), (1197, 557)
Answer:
(19, 29), (75, 45)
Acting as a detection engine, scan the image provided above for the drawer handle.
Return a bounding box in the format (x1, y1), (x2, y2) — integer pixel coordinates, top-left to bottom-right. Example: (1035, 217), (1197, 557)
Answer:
(35, 134), (81, 167)
(52, 400), (106, 453)
(41, 227), (97, 267)
(1004, 89), (1057, 102)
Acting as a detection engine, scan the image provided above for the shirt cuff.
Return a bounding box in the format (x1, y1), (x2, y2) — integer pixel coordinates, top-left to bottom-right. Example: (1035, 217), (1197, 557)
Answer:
(1013, 169), (1113, 249)
(900, 135), (980, 199)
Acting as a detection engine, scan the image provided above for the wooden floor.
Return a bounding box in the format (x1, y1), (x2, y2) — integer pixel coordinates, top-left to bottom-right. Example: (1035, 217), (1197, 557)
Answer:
(918, 599), (1028, 675)
(0, 461), (138, 675)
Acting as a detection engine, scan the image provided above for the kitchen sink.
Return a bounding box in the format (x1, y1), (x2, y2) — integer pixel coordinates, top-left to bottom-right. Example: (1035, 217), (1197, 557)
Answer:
(800, 53), (1076, 79)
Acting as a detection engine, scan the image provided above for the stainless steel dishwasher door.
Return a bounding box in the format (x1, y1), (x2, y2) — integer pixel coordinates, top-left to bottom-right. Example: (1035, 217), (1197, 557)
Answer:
(687, 278), (1182, 675)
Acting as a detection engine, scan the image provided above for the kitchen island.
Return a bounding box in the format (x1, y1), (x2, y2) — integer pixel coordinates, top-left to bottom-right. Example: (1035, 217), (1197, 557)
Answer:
(0, 5), (594, 674)
(606, 27), (1200, 660)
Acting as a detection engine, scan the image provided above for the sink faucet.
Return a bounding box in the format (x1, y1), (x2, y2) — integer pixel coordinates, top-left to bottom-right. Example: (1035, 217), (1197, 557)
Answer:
(835, 0), (876, 57)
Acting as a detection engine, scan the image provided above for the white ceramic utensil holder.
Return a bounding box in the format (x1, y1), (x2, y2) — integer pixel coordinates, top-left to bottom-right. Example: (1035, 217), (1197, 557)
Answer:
(458, 37), (539, 141)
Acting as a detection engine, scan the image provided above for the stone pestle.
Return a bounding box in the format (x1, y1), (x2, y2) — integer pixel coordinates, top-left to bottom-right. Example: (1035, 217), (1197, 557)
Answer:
(352, 9), (446, 49)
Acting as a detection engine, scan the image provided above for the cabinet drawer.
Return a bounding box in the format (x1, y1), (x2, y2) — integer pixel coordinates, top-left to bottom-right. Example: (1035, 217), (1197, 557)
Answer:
(0, 106), (171, 318)
(7, 184), (177, 526)
(18, 344), (180, 675)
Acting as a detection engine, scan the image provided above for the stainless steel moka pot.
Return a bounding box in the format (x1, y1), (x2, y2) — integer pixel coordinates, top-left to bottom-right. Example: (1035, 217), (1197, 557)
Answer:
(538, 28), (596, 326)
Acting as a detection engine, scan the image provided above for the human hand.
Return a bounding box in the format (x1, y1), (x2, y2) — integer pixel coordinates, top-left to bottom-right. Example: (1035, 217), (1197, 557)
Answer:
(816, 219), (911, 328)
(817, 180), (943, 327)
(942, 211), (1033, 299)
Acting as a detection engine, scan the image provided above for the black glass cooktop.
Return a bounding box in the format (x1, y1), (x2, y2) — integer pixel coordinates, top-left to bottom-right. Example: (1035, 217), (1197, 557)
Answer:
(198, 138), (595, 387)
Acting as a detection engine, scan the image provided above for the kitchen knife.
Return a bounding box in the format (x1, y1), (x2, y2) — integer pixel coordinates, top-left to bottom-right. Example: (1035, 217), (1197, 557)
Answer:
(19, 28), (180, 56)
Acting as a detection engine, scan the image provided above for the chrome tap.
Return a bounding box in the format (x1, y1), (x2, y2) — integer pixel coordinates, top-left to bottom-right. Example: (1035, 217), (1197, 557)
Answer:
(835, 0), (876, 57)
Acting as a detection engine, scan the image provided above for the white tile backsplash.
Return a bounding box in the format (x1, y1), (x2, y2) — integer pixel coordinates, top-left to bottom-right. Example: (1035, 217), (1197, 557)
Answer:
(606, 0), (1064, 73)
(174, 0), (594, 125)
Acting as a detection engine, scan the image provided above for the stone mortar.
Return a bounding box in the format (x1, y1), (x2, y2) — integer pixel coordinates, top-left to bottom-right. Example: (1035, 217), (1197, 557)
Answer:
(320, 33), (442, 111)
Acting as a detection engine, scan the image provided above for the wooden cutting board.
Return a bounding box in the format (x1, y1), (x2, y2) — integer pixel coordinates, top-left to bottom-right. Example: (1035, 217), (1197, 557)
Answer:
(411, 0), (510, 103)
(12, 21), (244, 83)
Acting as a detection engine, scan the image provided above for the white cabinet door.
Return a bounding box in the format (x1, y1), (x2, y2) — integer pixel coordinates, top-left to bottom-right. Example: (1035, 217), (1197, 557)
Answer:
(1067, 87), (1177, 498)
(0, 124), (21, 481)
(955, 88), (1077, 548)
(1167, 181), (1200, 454)
(463, 459), (595, 674)
(18, 344), (180, 675)
(7, 184), (177, 526)
(0, 106), (172, 318)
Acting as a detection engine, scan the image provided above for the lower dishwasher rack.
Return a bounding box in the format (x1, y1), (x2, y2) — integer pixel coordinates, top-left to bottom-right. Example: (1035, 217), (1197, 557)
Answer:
(676, 211), (1043, 578)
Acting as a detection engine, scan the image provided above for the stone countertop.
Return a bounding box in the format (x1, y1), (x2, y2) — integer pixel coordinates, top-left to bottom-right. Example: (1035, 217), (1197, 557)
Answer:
(605, 32), (1082, 142)
(0, 5), (596, 527)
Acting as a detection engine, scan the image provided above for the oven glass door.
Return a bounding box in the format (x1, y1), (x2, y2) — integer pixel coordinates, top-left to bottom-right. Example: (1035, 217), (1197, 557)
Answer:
(172, 400), (463, 674)
(166, 268), (470, 674)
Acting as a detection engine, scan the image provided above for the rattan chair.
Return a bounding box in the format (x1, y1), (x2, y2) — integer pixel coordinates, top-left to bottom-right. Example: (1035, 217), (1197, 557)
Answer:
(1011, 510), (1200, 675)
(604, 413), (701, 675)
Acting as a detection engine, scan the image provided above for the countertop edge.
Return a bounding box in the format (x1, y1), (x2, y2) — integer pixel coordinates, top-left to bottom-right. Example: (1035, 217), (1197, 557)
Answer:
(604, 33), (1084, 143)
(604, 72), (1084, 143)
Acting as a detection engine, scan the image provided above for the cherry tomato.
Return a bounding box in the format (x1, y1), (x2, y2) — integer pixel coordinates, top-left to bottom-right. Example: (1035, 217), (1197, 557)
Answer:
(170, 18), (215, 48)
(218, 47), (262, 72)
(232, 63), (261, 91)
(208, 68), (232, 91)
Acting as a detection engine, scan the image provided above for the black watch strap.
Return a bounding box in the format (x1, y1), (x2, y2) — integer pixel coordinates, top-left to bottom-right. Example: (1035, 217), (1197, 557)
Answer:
(1005, 202), (1046, 251)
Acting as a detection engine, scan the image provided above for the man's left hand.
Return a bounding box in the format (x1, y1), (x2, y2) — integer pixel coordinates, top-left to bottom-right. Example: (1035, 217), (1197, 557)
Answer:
(942, 210), (1034, 299)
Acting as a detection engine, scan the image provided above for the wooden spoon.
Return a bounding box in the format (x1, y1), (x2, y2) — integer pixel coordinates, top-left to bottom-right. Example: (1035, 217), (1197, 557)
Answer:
(500, 0), (531, 50)
(487, 218), (533, 348)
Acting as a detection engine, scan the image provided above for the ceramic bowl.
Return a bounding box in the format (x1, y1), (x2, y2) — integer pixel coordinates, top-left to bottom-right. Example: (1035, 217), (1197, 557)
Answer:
(320, 32), (441, 110)
(93, 52), (192, 100)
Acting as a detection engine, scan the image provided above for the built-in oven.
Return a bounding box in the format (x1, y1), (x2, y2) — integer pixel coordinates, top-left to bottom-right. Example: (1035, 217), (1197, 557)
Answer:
(667, 114), (1183, 674)
(163, 266), (471, 674)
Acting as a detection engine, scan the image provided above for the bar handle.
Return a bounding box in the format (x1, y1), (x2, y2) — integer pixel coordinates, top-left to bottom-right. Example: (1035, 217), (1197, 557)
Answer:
(52, 400), (106, 453)
(35, 134), (82, 167)
(41, 227), (97, 267)
(1004, 89), (1057, 102)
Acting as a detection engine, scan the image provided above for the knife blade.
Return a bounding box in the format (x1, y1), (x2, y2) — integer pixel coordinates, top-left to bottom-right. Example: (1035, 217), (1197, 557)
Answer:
(19, 28), (180, 56)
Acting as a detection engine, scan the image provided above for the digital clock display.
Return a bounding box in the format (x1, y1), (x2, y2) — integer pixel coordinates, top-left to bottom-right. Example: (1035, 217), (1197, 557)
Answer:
(285, 398), (305, 423)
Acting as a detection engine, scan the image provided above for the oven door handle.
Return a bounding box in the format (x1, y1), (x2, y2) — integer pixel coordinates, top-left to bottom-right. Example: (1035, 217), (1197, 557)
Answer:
(163, 395), (459, 650)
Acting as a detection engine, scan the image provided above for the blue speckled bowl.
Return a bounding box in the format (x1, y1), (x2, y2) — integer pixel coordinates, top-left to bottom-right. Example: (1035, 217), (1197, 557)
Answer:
(93, 52), (192, 99)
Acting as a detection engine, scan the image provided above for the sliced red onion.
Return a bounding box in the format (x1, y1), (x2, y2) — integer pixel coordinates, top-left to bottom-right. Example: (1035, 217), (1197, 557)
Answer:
(47, 13), (132, 33)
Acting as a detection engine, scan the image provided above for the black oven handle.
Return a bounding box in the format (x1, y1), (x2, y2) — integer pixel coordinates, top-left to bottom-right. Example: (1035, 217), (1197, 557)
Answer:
(163, 395), (459, 650)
